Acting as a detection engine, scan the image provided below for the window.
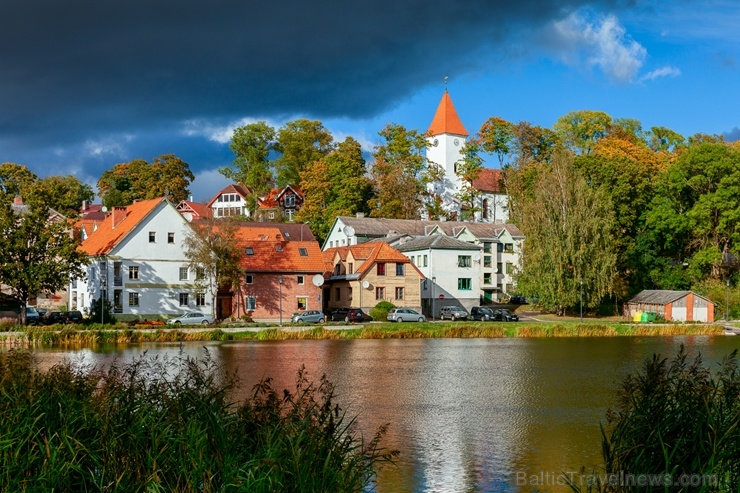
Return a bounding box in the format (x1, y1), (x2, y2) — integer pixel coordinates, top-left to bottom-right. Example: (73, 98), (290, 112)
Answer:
(458, 255), (472, 268)
(375, 287), (385, 300)
(497, 243), (504, 252)
(129, 266), (139, 280)
(497, 262), (503, 274)
(129, 292), (139, 306)
(274, 244), (282, 252)
(297, 275), (304, 285)
(377, 263), (386, 276)
(149, 232), (156, 243)
(484, 273), (492, 284)
(245, 274), (254, 284)
(348, 263), (354, 274)
(246, 296), (256, 310)
(285, 194), (296, 207)
(245, 247), (254, 255)
(297, 297), (307, 310)
(395, 287), (404, 300)
(458, 278), (472, 290)
(335, 287), (341, 300)
(422, 279), (428, 290)
(298, 248), (308, 256)
(179, 293), (189, 306)
(504, 243), (514, 253)
(196, 292), (206, 306)
(269, 211), (275, 219)
(482, 199), (489, 219)
(196, 267), (205, 280)
(423, 255), (428, 267)
(396, 263), (404, 276)
(114, 290), (123, 313)
(179, 267), (189, 281)
(285, 209), (294, 222)
(484, 242), (492, 253)
(484, 256), (492, 268)
(348, 287), (353, 300)
(506, 262), (514, 275)
(168, 232), (175, 244)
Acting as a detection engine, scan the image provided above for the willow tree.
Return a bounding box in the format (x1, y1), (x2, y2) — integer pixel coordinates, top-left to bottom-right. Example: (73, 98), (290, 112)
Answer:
(516, 151), (617, 315)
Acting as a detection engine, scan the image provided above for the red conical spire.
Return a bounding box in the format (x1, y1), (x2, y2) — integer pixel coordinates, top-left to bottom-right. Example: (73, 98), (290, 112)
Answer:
(427, 90), (468, 137)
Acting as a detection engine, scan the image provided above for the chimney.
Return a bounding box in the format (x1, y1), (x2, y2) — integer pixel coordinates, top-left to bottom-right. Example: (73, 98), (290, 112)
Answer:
(111, 206), (127, 228)
(81, 200), (88, 212)
(356, 212), (365, 218)
(13, 196), (23, 206)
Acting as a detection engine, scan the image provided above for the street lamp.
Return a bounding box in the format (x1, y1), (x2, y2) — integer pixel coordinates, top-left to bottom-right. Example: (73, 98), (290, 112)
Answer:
(432, 276), (436, 322)
(278, 275), (283, 326)
(726, 278), (730, 322)
(579, 277), (583, 323)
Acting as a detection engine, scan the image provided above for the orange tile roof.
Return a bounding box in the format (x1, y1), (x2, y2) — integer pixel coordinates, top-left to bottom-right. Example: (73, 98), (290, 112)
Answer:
(80, 198), (164, 255)
(322, 241), (420, 277)
(427, 91), (468, 137)
(472, 168), (503, 193)
(258, 188), (280, 209)
(234, 225), (324, 272)
(177, 200), (212, 218)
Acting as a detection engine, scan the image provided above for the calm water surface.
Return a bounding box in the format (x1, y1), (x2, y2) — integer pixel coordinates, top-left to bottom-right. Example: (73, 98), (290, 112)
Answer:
(31, 336), (740, 493)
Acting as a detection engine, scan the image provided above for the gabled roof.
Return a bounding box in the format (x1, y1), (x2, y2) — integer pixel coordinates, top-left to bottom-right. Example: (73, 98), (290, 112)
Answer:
(258, 188), (280, 209)
(276, 184), (304, 201)
(206, 183), (251, 208)
(394, 235), (482, 252)
(80, 198), (166, 256)
(176, 200), (212, 218)
(472, 168), (503, 193)
(322, 241), (420, 277)
(627, 290), (714, 305)
(427, 91), (468, 137)
(333, 216), (524, 242)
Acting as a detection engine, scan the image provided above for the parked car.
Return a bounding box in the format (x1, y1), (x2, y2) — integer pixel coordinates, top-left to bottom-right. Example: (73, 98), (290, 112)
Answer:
(387, 308), (426, 323)
(166, 312), (214, 326)
(470, 306), (497, 321)
(439, 305), (469, 320)
(291, 310), (326, 324)
(45, 311), (68, 324)
(67, 310), (83, 323)
(329, 308), (371, 322)
(36, 307), (48, 318)
(25, 306), (41, 325)
(493, 309), (519, 322)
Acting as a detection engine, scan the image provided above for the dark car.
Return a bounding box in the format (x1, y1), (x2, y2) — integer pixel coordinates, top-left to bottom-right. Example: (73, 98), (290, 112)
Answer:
(493, 309), (519, 322)
(330, 307), (370, 322)
(66, 310), (83, 323)
(470, 306), (497, 321)
(25, 306), (41, 325)
(439, 305), (468, 321)
(45, 311), (68, 324)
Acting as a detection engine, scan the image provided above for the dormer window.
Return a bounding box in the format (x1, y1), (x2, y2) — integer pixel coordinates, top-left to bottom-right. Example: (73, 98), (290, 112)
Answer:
(299, 248), (308, 256)
(245, 247), (254, 255)
(275, 244), (283, 252)
(285, 194), (296, 207)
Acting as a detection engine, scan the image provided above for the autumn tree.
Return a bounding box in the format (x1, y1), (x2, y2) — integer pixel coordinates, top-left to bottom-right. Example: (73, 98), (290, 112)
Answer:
(516, 151), (617, 315)
(182, 217), (243, 319)
(0, 163), (37, 198)
(33, 175), (95, 217)
(297, 137), (371, 242)
(454, 140), (484, 221)
(274, 119), (334, 187)
(553, 110), (612, 155)
(0, 194), (87, 324)
(98, 154), (194, 207)
(368, 124), (429, 219)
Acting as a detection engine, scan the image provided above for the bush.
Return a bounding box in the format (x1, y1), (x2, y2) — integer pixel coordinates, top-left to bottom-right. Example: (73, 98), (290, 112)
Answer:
(0, 350), (397, 492)
(370, 301), (396, 321)
(569, 345), (740, 492)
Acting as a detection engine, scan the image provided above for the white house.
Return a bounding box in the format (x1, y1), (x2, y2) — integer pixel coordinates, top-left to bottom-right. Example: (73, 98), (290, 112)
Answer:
(394, 235), (482, 316)
(69, 198), (214, 320)
(425, 90), (509, 222)
(323, 216), (524, 303)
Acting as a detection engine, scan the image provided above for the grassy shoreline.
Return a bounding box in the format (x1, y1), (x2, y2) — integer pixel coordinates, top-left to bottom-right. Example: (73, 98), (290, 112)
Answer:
(0, 321), (726, 348)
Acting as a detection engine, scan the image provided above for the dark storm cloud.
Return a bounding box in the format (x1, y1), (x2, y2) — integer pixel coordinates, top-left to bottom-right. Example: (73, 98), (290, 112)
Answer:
(0, 0), (641, 176)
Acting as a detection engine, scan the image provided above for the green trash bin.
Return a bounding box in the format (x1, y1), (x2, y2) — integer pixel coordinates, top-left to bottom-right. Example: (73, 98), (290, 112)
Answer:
(640, 311), (649, 322)
(646, 312), (657, 322)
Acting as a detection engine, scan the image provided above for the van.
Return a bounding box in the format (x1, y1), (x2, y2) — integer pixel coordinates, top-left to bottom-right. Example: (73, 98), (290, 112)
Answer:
(439, 305), (468, 321)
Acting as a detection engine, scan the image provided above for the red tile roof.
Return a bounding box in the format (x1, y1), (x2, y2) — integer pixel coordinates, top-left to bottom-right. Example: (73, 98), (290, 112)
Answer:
(234, 225), (324, 273)
(472, 168), (503, 193)
(79, 198), (164, 255)
(427, 91), (468, 137)
(206, 183), (251, 208)
(322, 241), (420, 276)
(177, 200), (212, 218)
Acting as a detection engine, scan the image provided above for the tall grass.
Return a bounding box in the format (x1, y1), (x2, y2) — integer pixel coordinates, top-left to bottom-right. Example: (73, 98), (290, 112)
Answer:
(569, 346), (740, 492)
(0, 350), (397, 492)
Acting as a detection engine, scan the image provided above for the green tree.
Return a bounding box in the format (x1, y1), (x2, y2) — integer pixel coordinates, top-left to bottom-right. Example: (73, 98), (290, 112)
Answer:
(647, 126), (686, 152)
(98, 154), (194, 207)
(297, 137), (371, 242)
(516, 151), (617, 315)
(368, 124), (429, 219)
(553, 110), (612, 155)
(0, 163), (37, 198)
(274, 119), (334, 187)
(454, 140), (484, 221)
(477, 116), (514, 166)
(220, 122), (276, 210)
(33, 175), (95, 217)
(0, 196), (87, 324)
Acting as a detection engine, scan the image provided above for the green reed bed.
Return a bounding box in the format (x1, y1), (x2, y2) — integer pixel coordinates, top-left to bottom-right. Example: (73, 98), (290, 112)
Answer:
(0, 350), (396, 492)
(569, 346), (740, 492)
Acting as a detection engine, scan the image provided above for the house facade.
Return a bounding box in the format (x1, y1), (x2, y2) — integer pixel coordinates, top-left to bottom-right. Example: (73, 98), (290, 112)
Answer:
(322, 241), (425, 314)
(226, 225), (325, 322)
(207, 183), (251, 218)
(624, 290), (715, 323)
(70, 198), (214, 320)
(323, 216), (523, 303)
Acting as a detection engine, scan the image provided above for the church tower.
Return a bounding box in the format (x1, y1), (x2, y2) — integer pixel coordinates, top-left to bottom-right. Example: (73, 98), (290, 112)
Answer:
(426, 89), (468, 213)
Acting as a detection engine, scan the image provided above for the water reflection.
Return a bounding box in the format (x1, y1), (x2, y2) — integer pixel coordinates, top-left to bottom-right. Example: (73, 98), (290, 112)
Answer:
(18, 336), (740, 493)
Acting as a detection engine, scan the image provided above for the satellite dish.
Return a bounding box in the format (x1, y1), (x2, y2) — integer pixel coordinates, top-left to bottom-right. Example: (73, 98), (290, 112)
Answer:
(343, 225), (355, 237)
(101, 206), (108, 213)
(312, 274), (325, 287)
(362, 280), (370, 289)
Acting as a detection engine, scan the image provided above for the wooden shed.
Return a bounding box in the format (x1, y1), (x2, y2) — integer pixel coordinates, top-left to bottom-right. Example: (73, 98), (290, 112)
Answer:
(624, 290), (715, 323)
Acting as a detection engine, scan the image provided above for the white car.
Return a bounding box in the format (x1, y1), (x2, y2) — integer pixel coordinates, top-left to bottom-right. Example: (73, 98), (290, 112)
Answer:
(387, 308), (426, 323)
(166, 312), (214, 326)
(291, 310), (326, 323)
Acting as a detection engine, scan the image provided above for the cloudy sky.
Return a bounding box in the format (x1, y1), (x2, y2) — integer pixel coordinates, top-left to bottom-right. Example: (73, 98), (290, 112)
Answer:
(2, 0), (738, 201)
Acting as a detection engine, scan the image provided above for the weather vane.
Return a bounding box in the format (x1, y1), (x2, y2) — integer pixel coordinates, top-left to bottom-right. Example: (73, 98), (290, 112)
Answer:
(444, 75), (448, 90)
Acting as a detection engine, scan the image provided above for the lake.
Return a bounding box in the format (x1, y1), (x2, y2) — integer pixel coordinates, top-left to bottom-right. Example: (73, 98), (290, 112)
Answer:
(30, 335), (740, 492)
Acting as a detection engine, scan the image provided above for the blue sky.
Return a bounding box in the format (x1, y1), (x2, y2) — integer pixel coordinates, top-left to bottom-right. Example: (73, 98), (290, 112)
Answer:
(1, 0), (738, 202)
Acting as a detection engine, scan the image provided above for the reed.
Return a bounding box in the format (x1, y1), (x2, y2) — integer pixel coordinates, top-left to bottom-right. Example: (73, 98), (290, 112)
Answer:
(0, 350), (396, 492)
(568, 345), (740, 492)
